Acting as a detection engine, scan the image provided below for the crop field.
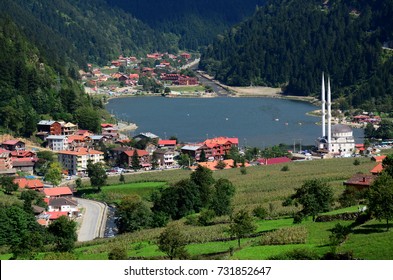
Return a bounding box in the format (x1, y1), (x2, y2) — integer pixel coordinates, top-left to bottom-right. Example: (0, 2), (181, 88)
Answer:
(2, 157), (389, 260)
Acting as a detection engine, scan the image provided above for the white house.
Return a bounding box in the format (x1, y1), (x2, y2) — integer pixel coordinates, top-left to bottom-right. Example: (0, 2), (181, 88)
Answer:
(46, 135), (69, 151)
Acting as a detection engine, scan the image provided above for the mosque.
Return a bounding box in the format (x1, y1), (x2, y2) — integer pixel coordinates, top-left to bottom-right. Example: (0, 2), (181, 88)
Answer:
(315, 73), (355, 157)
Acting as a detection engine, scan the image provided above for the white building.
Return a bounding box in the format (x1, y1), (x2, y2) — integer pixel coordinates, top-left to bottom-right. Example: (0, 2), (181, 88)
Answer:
(46, 135), (69, 151)
(57, 147), (104, 175)
(316, 73), (355, 156)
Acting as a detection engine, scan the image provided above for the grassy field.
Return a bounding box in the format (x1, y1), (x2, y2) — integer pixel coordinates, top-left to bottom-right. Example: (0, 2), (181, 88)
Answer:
(2, 156), (390, 260)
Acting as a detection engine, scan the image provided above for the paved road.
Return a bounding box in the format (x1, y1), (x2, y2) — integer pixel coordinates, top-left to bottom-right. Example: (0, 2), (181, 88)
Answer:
(76, 198), (107, 242)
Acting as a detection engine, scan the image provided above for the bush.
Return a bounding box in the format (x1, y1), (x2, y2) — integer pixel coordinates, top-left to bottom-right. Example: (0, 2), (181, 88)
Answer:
(269, 248), (319, 260)
(353, 159), (360, 166)
(281, 165), (289, 171)
(260, 226), (308, 245)
(240, 167), (247, 175)
(329, 223), (351, 246)
(293, 212), (304, 224)
(252, 205), (268, 219)
(108, 246), (128, 260)
(198, 209), (216, 226)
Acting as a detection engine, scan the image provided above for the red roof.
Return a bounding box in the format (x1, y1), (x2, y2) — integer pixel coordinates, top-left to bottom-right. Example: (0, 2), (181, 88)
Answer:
(372, 155), (386, 162)
(203, 137), (239, 148)
(257, 157), (291, 165)
(58, 148), (103, 156)
(101, 123), (115, 128)
(46, 211), (69, 220)
(123, 149), (148, 157)
(42, 187), (73, 197)
(158, 140), (177, 146)
(2, 140), (22, 145)
(14, 178), (44, 189)
(371, 163), (383, 174)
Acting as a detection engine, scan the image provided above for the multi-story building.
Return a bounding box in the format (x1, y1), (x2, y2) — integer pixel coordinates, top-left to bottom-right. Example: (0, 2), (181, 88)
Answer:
(57, 148), (104, 175)
(46, 135), (69, 151)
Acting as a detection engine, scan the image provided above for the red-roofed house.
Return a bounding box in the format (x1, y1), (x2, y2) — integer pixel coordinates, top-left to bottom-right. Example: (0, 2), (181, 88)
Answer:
(372, 155), (386, 163)
(1, 140), (25, 151)
(158, 140), (177, 149)
(12, 158), (36, 174)
(57, 148), (104, 175)
(257, 157), (292, 165)
(343, 174), (376, 191)
(121, 149), (150, 168)
(46, 211), (70, 220)
(371, 163), (384, 175)
(42, 186), (73, 198)
(14, 178), (44, 190)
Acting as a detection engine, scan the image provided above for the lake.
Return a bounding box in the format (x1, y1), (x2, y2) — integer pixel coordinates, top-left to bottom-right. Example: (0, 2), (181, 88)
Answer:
(106, 96), (364, 148)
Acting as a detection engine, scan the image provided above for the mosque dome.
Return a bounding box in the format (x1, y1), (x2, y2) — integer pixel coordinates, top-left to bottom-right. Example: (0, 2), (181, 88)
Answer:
(332, 124), (352, 135)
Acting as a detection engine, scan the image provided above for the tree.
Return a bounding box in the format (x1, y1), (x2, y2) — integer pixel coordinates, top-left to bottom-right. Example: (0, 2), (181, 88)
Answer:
(0, 176), (18, 194)
(116, 195), (152, 233)
(367, 172), (393, 231)
(229, 209), (257, 247)
(45, 162), (63, 186)
(285, 179), (334, 222)
(158, 224), (189, 260)
(119, 173), (125, 184)
(152, 179), (202, 220)
(86, 161), (107, 192)
(48, 216), (77, 252)
(215, 160), (227, 170)
(190, 165), (215, 207)
(177, 153), (192, 167)
(151, 152), (159, 170)
(75, 178), (82, 189)
(382, 154), (393, 178)
(199, 149), (207, 162)
(210, 178), (235, 216)
(131, 150), (140, 171)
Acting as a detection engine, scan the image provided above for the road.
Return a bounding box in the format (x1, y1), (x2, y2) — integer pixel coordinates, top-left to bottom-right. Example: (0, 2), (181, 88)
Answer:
(76, 198), (107, 242)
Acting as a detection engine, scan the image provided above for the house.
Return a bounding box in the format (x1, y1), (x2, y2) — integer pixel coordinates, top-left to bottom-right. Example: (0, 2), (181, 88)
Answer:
(10, 150), (36, 159)
(75, 129), (93, 137)
(0, 149), (14, 174)
(202, 137), (239, 159)
(102, 126), (119, 140)
(47, 197), (78, 215)
(1, 140), (25, 151)
(59, 122), (78, 136)
(154, 149), (176, 168)
(120, 149), (150, 169)
(372, 155), (386, 163)
(14, 178), (44, 190)
(133, 132), (160, 142)
(181, 144), (204, 161)
(46, 135), (69, 151)
(12, 158), (36, 174)
(180, 52), (191, 60)
(37, 120), (62, 136)
(343, 174), (376, 191)
(158, 139), (177, 149)
(68, 135), (91, 148)
(371, 163), (384, 175)
(42, 186), (73, 198)
(57, 148), (104, 175)
(256, 157), (292, 165)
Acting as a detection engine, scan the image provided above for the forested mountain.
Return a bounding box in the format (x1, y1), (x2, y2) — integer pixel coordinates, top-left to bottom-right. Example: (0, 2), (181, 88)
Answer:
(200, 0), (393, 112)
(0, 18), (101, 136)
(1, 0), (175, 67)
(106, 0), (266, 50)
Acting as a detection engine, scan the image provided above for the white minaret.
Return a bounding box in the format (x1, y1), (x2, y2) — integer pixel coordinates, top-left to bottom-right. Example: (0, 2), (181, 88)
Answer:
(327, 76), (332, 152)
(321, 72), (326, 137)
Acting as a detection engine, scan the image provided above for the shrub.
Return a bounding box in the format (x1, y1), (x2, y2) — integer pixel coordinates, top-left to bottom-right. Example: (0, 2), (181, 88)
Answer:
(260, 226), (308, 245)
(198, 209), (216, 226)
(353, 159), (360, 166)
(240, 167), (247, 175)
(329, 223), (351, 246)
(269, 248), (319, 260)
(281, 165), (289, 171)
(252, 205), (268, 219)
(108, 246), (128, 260)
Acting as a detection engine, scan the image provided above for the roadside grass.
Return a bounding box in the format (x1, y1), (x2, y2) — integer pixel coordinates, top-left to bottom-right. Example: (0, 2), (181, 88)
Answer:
(169, 85), (205, 92)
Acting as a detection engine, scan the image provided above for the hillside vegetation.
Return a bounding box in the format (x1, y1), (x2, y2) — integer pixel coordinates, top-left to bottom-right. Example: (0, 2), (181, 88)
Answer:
(200, 0), (393, 112)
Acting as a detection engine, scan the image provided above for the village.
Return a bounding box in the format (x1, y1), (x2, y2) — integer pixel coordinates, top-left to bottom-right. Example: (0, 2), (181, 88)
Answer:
(0, 53), (389, 239)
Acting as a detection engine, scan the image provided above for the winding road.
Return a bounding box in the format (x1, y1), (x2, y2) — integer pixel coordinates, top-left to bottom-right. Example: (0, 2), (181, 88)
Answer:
(76, 198), (107, 242)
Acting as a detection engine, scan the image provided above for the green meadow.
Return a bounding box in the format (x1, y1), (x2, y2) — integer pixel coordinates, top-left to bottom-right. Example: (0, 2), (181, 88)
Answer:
(2, 156), (392, 260)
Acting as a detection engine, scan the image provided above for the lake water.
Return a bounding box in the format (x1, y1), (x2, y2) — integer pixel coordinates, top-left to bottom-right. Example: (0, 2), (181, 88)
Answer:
(106, 96), (364, 148)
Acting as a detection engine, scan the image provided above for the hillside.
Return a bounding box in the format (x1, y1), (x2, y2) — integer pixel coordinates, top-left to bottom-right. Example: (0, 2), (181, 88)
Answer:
(1, 0), (175, 67)
(199, 0), (393, 112)
(106, 0), (267, 50)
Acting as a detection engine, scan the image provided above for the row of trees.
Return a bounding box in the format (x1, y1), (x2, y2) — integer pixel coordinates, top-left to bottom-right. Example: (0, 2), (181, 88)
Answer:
(115, 166), (236, 234)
